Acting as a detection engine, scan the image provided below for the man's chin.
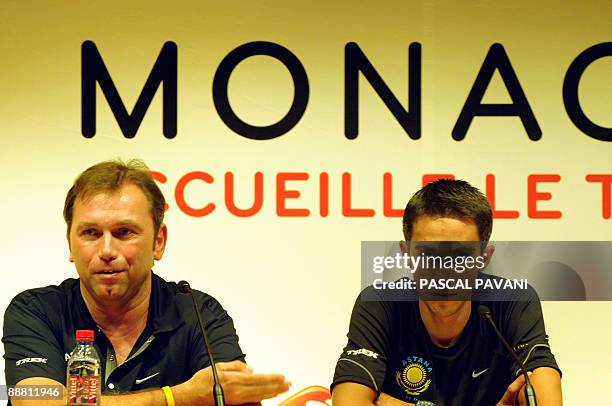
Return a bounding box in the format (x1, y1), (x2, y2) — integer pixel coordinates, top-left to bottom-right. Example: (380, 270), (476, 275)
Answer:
(422, 299), (467, 317)
(91, 285), (128, 302)
(418, 287), (472, 302)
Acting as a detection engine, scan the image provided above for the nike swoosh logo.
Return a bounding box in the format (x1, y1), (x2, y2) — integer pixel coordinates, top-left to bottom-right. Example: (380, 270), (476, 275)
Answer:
(472, 368), (489, 378)
(135, 372), (160, 384)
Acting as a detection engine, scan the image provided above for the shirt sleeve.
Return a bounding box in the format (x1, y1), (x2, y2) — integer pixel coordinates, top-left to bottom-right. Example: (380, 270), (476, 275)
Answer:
(189, 293), (246, 373)
(331, 290), (392, 394)
(503, 287), (562, 378)
(2, 292), (66, 386)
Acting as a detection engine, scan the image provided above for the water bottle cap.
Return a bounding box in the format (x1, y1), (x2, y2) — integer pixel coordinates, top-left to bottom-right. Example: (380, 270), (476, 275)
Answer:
(75, 329), (95, 342)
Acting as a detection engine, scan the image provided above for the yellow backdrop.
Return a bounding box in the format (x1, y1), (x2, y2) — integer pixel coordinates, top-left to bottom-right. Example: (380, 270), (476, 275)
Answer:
(1, 1), (610, 404)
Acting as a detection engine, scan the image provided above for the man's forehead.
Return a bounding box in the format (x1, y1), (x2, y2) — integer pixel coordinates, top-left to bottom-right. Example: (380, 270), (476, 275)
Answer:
(411, 215), (480, 241)
(412, 241), (481, 253)
(77, 184), (146, 206)
(72, 184), (151, 221)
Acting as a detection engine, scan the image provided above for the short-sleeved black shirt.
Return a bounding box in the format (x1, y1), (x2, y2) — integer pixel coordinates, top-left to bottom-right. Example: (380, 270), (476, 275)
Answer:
(3, 272), (244, 399)
(332, 280), (561, 405)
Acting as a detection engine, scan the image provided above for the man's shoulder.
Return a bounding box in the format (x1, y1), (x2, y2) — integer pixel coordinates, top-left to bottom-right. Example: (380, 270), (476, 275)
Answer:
(475, 274), (545, 334)
(150, 273), (229, 316)
(6, 279), (78, 313)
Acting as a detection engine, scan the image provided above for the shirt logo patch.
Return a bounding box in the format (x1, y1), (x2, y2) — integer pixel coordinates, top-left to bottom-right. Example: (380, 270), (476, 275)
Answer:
(395, 355), (432, 397)
(346, 348), (379, 359)
(16, 357), (47, 366)
(135, 372), (160, 385)
(472, 368), (489, 378)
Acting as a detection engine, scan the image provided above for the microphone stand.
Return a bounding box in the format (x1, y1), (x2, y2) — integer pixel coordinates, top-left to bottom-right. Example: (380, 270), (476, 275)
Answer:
(179, 281), (225, 406)
(478, 305), (537, 406)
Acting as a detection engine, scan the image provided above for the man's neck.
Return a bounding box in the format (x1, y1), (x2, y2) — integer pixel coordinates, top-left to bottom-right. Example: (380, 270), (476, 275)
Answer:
(419, 300), (471, 348)
(80, 283), (151, 338)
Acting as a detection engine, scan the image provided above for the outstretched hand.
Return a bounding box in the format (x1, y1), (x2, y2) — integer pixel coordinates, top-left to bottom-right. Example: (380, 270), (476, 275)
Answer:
(187, 360), (290, 405)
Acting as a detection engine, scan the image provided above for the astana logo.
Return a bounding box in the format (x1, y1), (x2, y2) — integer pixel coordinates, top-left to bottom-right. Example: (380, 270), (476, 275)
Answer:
(395, 355), (432, 396)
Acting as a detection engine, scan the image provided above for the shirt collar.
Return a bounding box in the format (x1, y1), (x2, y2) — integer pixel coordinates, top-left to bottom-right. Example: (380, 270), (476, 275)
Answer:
(148, 272), (184, 334)
(74, 272), (184, 335)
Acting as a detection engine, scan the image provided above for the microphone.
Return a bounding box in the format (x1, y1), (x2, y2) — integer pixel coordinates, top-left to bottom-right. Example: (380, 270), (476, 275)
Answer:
(178, 280), (225, 406)
(477, 305), (537, 406)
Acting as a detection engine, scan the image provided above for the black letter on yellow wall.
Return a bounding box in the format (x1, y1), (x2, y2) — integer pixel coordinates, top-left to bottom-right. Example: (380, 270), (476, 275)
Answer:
(563, 42), (612, 142)
(81, 41), (177, 139)
(452, 43), (540, 141)
(213, 41), (309, 140)
(345, 42), (422, 140)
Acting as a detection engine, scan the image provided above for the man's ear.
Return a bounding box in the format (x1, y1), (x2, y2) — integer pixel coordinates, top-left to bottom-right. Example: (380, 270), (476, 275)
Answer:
(67, 229), (73, 262)
(154, 224), (168, 261)
(399, 240), (409, 255)
(482, 245), (496, 268)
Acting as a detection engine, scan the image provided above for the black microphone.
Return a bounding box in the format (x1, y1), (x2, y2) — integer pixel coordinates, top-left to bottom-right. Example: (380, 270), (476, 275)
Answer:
(178, 280), (225, 406)
(477, 305), (537, 406)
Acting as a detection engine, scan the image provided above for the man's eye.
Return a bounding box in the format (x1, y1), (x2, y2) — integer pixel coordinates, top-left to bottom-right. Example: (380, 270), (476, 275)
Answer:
(81, 229), (99, 237)
(115, 228), (134, 237)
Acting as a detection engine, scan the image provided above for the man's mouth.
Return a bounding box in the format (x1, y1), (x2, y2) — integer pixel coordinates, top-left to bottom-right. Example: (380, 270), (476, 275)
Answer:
(96, 269), (122, 275)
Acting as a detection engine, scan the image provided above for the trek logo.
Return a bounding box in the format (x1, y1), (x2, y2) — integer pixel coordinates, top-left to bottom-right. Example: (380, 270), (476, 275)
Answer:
(16, 357), (47, 366)
(346, 348), (379, 359)
(513, 342), (530, 352)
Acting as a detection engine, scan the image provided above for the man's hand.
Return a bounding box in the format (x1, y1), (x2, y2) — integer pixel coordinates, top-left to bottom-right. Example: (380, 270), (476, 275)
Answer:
(497, 367), (562, 406)
(179, 360), (290, 406)
(496, 372), (531, 406)
(332, 382), (414, 406)
(12, 363), (287, 406)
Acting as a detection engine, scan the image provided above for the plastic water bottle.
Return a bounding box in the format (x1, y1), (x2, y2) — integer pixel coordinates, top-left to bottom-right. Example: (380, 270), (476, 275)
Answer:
(67, 330), (101, 405)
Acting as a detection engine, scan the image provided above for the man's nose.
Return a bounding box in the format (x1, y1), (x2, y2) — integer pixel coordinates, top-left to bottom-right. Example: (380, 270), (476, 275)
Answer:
(98, 232), (118, 262)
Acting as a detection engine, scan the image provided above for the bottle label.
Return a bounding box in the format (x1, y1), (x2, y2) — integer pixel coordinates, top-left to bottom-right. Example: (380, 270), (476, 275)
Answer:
(68, 375), (78, 404)
(87, 375), (98, 404)
(67, 374), (99, 404)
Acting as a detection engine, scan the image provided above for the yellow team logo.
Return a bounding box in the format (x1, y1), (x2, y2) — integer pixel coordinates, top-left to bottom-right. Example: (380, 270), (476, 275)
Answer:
(395, 356), (432, 396)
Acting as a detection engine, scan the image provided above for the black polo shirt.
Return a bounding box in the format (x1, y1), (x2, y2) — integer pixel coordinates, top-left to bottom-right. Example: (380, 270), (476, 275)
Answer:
(332, 282), (561, 405)
(3, 272), (245, 397)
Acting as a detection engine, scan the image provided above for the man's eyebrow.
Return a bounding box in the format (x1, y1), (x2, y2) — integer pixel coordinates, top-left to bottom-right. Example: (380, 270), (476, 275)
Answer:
(75, 220), (143, 229)
(413, 243), (438, 250)
(114, 220), (141, 228)
(112, 220), (145, 232)
(75, 221), (98, 229)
